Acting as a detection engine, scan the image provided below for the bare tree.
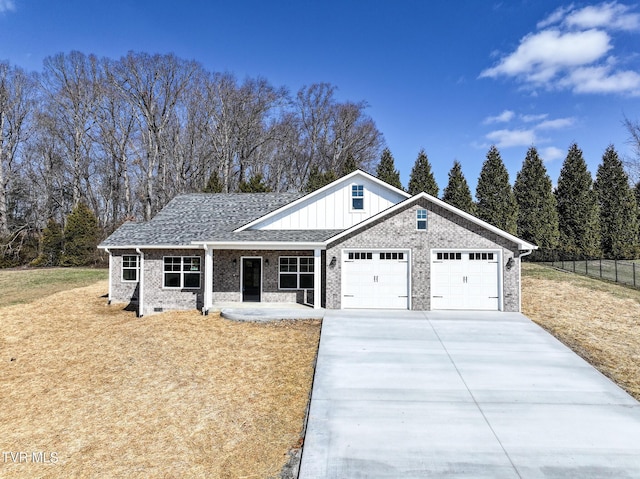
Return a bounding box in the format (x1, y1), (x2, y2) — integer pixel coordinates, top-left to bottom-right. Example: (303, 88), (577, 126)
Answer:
(0, 62), (35, 236)
(110, 52), (202, 219)
(623, 116), (640, 185)
(40, 52), (100, 210)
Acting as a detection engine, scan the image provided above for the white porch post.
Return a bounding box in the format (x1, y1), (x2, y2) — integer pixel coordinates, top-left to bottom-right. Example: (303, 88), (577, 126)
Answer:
(136, 248), (144, 317)
(313, 248), (322, 309)
(204, 245), (214, 312)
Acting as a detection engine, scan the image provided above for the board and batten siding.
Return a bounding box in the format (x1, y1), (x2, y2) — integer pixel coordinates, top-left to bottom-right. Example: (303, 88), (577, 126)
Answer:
(251, 176), (407, 230)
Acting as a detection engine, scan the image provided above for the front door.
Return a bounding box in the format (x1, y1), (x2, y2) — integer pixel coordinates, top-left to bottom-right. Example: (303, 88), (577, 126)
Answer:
(242, 257), (262, 302)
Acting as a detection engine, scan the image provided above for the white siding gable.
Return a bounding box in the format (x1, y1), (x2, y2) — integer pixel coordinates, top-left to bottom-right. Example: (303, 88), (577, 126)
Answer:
(249, 173), (408, 230)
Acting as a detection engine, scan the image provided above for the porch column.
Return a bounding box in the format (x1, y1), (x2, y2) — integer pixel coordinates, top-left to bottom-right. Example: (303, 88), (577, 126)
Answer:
(314, 248), (321, 309)
(204, 245), (213, 312)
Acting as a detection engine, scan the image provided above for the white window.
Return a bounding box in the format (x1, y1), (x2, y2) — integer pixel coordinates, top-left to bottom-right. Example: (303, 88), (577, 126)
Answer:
(163, 256), (201, 289)
(417, 209), (427, 230)
(352, 184), (364, 210)
(279, 257), (314, 289)
(121, 255), (139, 282)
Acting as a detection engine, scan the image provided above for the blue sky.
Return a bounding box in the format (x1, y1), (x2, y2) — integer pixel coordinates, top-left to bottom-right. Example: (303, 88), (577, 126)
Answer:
(1, 0), (640, 193)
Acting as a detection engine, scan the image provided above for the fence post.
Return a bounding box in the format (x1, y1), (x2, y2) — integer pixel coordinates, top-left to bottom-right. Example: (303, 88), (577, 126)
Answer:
(615, 260), (618, 282)
(573, 260), (576, 273)
(600, 258), (602, 278)
(634, 263), (636, 288)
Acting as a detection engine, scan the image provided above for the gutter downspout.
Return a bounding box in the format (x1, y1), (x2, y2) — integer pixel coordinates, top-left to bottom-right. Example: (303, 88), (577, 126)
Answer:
(136, 248), (144, 317)
(105, 248), (112, 304)
(518, 249), (534, 313)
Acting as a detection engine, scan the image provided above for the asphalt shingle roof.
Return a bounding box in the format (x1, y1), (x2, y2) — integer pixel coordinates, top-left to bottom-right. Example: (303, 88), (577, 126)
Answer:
(100, 193), (342, 248)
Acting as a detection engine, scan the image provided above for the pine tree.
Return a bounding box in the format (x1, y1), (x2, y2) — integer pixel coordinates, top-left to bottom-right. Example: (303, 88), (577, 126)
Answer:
(305, 165), (338, 192)
(202, 171), (224, 193)
(32, 219), (64, 266)
(555, 143), (600, 259)
(408, 149), (438, 196)
(594, 145), (639, 259)
(376, 148), (403, 190)
(513, 147), (559, 254)
(475, 146), (517, 235)
(61, 203), (100, 266)
(442, 161), (476, 215)
(340, 154), (359, 176)
(238, 173), (272, 193)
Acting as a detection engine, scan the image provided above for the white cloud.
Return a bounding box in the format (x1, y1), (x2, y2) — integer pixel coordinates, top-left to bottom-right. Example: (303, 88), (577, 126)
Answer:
(536, 117), (575, 130)
(537, 4), (575, 29)
(540, 146), (565, 162)
(480, 29), (612, 81)
(485, 129), (536, 148)
(483, 110), (515, 124)
(0, 0), (15, 13)
(521, 113), (548, 122)
(566, 2), (640, 31)
(564, 65), (640, 94)
(480, 1), (640, 96)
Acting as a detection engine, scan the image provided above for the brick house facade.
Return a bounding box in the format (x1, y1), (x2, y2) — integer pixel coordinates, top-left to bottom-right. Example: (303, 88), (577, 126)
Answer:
(100, 170), (535, 316)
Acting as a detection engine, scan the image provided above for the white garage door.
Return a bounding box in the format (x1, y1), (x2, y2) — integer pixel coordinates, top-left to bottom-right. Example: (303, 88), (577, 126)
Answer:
(431, 251), (500, 310)
(342, 250), (409, 309)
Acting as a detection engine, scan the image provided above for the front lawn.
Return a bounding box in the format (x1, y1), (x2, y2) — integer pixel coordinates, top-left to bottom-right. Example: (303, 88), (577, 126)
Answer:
(0, 278), (320, 478)
(522, 262), (640, 400)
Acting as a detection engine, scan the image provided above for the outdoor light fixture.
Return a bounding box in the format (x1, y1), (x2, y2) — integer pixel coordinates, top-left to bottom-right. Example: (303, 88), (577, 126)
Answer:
(506, 257), (515, 270)
(330, 256), (337, 267)
(232, 258), (237, 266)
(265, 258), (269, 266)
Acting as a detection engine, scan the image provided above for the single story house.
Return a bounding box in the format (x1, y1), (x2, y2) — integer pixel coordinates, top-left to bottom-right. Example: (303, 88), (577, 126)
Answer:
(99, 170), (537, 316)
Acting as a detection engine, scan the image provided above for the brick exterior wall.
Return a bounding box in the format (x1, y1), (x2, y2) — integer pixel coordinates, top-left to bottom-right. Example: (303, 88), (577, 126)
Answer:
(109, 249), (140, 305)
(212, 250), (314, 304)
(141, 249), (205, 316)
(325, 198), (522, 312)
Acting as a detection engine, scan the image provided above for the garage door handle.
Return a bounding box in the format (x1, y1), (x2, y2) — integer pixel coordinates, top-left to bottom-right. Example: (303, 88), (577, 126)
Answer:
(344, 294), (354, 297)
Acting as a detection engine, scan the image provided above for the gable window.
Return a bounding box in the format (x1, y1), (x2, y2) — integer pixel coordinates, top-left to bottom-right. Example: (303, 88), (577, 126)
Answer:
(352, 185), (364, 210)
(279, 257), (314, 289)
(417, 209), (428, 230)
(163, 256), (201, 289)
(122, 255), (139, 282)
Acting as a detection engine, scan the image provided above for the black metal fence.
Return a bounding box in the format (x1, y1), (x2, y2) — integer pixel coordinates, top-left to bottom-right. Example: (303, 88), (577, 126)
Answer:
(543, 258), (639, 289)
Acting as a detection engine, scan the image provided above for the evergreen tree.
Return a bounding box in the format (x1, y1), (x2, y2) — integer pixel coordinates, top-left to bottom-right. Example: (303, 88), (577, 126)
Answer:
(202, 171), (224, 193)
(475, 146), (517, 235)
(442, 160), (476, 215)
(61, 203), (100, 266)
(375, 148), (403, 189)
(408, 149), (439, 196)
(594, 145), (639, 259)
(305, 165), (338, 192)
(513, 147), (559, 254)
(31, 219), (64, 266)
(238, 173), (272, 193)
(555, 143), (600, 259)
(340, 153), (359, 176)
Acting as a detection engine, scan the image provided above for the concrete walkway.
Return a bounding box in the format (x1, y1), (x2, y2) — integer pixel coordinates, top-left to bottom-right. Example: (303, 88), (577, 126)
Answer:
(298, 310), (640, 478)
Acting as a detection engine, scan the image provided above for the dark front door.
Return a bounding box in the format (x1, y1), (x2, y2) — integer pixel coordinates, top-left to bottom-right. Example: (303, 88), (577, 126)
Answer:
(242, 258), (261, 302)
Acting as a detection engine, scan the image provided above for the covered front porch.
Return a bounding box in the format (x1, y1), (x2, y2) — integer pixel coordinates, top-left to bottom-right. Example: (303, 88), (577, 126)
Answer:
(198, 242), (325, 313)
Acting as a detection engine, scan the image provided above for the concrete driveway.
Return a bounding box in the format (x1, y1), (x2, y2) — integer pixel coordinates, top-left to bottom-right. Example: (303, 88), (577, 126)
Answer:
(298, 310), (640, 478)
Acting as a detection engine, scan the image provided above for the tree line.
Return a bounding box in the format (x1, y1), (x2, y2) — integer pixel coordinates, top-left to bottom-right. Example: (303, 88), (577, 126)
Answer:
(368, 143), (639, 261)
(1, 50), (638, 266)
(0, 51), (384, 266)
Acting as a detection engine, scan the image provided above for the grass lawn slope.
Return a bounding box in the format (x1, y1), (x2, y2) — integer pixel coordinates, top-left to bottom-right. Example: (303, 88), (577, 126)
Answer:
(0, 272), (320, 478)
(522, 262), (640, 401)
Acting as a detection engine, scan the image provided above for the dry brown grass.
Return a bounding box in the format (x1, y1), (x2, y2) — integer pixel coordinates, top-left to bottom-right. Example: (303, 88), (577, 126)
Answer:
(0, 280), (321, 478)
(522, 262), (640, 401)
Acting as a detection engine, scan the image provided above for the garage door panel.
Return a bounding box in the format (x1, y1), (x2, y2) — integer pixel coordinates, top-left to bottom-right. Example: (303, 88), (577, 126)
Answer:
(431, 251), (500, 311)
(343, 251), (409, 309)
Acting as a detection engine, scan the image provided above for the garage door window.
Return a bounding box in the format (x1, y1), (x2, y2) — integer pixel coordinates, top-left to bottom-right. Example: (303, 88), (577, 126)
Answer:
(279, 257), (314, 289)
(380, 252), (404, 260)
(469, 252), (494, 260)
(347, 252), (372, 260)
(436, 252), (462, 260)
